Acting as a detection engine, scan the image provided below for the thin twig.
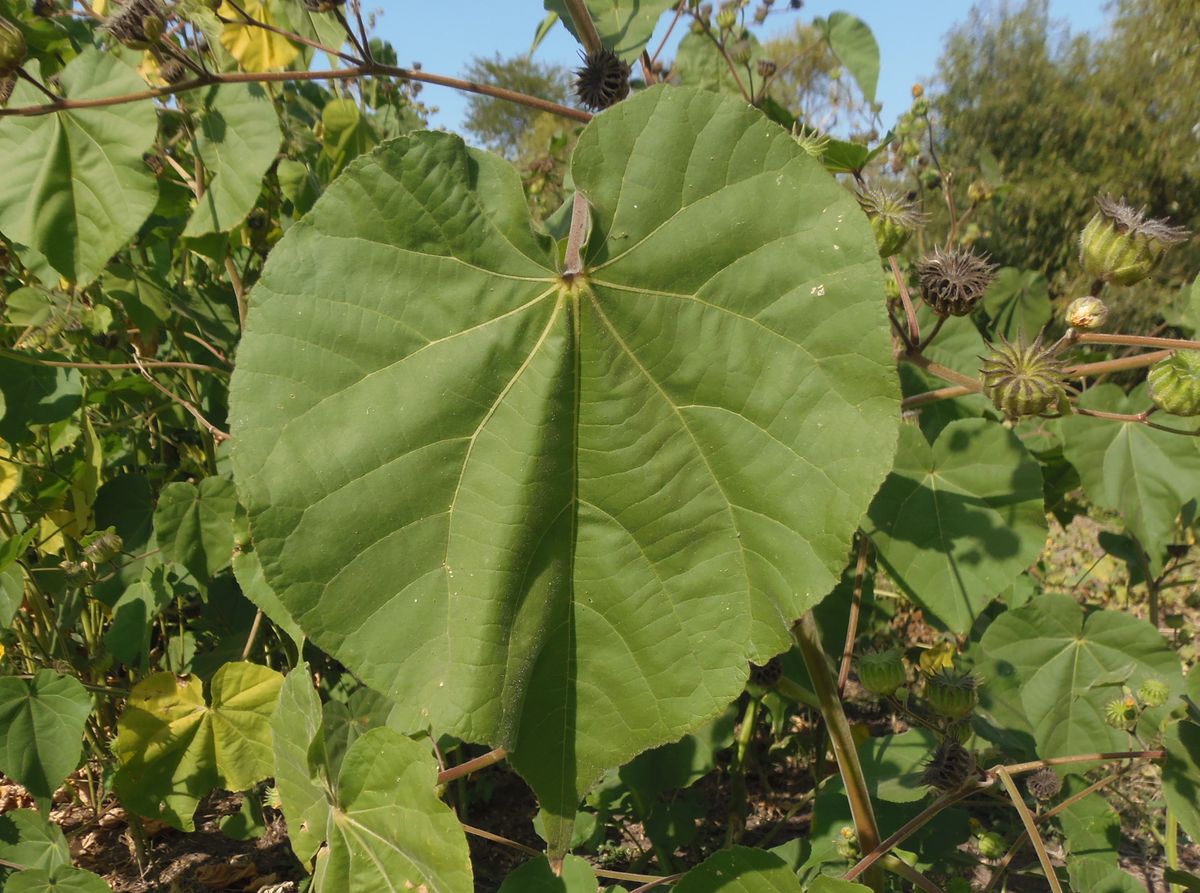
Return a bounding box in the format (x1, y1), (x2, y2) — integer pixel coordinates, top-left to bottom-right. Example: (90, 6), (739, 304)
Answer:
(240, 609), (264, 661)
(889, 256), (920, 346)
(0, 347), (226, 375)
(436, 747), (507, 785)
(561, 0), (604, 55)
(837, 533), (870, 695)
(997, 750), (1163, 776)
(995, 766), (1063, 893)
(131, 350), (230, 442)
(650, 1), (687, 66)
(225, 256), (249, 332)
(562, 192), (591, 277)
(1078, 332), (1200, 352)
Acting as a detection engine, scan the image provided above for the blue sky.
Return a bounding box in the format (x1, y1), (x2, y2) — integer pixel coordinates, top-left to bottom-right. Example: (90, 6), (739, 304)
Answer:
(373, 1), (1110, 137)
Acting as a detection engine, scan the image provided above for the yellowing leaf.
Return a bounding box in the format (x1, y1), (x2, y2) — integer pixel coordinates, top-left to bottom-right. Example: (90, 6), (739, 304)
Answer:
(0, 441), (19, 502)
(218, 0), (299, 71)
(919, 641), (956, 673)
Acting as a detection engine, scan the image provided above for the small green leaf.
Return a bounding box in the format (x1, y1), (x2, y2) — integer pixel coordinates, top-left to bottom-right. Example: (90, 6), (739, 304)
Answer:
(104, 572), (170, 667)
(0, 809), (71, 872)
(0, 672), (92, 810)
(675, 847), (802, 892)
(0, 564), (22, 628)
(1061, 383), (1200, 576)
(317, 728), (473, 893)
(0, 50), (158, 286)
(823, 13), (879, 104)
(184, 83), (283, 237)
(866, 418), (1047, 633)
(154, 477), (238, 582)
(672, 30), (765, 98)
(270, 665), (329, 865)
(858, 728), (939, 804)
(498, 855), (597, 892)
(6, 865), (112, 893)
(114, 662), (283, 830)
(545, 0), (675, 62)
(1066, 857), (1145, 893)
(982, 267), (1051, 342)
(978, 594), (1183, 761)
(0, 357), (82, 446)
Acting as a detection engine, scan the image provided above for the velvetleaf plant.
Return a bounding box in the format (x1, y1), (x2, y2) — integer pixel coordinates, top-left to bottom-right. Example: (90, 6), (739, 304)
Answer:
(0, 1), (1197, 891)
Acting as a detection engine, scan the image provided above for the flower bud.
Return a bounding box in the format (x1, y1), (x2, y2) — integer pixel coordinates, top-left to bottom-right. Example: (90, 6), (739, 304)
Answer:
(0, 18), (26, 79)
(856, 648), (906, 696)
(911, 83), (924, 98)
(1147, 351), (1200, 417)
(1080, 195), (1190, 286)
(1065, 295), (1108, 331)
(716, 6), (737, 30)
(911, 97), (928, 117)
(981, 336), (1069, 419)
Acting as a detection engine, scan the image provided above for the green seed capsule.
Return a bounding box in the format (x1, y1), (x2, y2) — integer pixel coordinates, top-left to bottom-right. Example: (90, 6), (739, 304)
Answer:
(1147, 351), (1200, 417)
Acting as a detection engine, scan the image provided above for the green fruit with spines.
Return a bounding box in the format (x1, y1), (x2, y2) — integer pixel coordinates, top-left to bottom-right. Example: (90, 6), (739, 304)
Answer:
(857, 187), (928, 259)
(923, 667), (979, 720)
(716, 6), (737, 30)
(856, 647), (906, 696)
(1147, 351), (1200, 417)
(1079, 194), (1190, 286)
(976, 831), (1006, 860)
(0, 16), (26, 79)
(81, 527), (123, 565)
(980, 336), (1069, 419)
(1137, 677), (1169, 708)
(1104, 694), (1139, 731)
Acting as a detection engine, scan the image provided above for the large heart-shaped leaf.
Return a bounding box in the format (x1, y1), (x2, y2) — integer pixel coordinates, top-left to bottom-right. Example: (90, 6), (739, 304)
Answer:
(113, 662), (283, 830)
(6, 865), (112, 893)
(978, 594), (1183, 761)
(865, 418), (1047, 632)
(0, 671), (92, 809)
(271, 665), (332, 865)
(1061, 383), (1200, 576)
(0, 809), (71, 873)
(230, 85), (899, 840)
(184, 83), (283, 237)
(546, 0), (675, 62)
(0, 50), (158, 286)
(672, 30), (765, 98)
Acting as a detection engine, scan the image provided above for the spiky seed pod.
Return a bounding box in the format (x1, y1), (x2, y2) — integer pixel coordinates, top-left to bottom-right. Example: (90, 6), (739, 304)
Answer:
(0, 17), (27, 79)
(923, 667), (979, 721)
(856, 648), (906, 696)
(857, 187), (929, 258)
(1147, 351), (1200, 417)
(716, 6), (738, 30)
(748, 656), (783, 689)
(573, 47), (630, 111)
(916, 246), (996, 317)
(1026, 767), (1062, 801)
(1066, 295), (1109, 331)
(920, 739), (975, 791)
(81, 528), (123, 565)
(790, 123), (828, 158)
(756, 58), (776, 78)
(943, 720), (972, 745)
(1137, 677), (1170, 708)
(976, 831), (1007, 860)
(1080, 195), (1191, 286)
(980, 336), (1069, 419)
(1104, 694), (1139, 731)
(104, 0), (165, 49)
(158, 58), (187, 85)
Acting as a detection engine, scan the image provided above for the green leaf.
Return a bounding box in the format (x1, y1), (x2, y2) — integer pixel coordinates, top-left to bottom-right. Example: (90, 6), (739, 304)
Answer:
(1061, 383), (1200, 576)
(232, 512), (303, 647)
(546, 0), (675, 62)
(0, 357), (82, 446)
(978, 594), (1183, 761)
(823, 13), (879, 104)
(1164, 720), (1200, 845)
(230, 85), (900, 844)
(154, 476), (238, 582)
(270, 665), (330, 865)
(618, 707), (736, 806)
(1057, 778), (1120, 864)
(113, 661), (283, 830)
(92, 473), (155, 605)
(808, 880), (873, 893)
(858, 728), (939, 804)
(6, 865), (112, 893)
(498, 855), (597, 892)
(1066, 858), (1145, 893)
(0, 671), (92, 810)
(0, 50), (158, 286)
(316, 728), (473, 893)
(0, 809), (71, 872)
(865, 418), (1047, 632)
(320, 98), (376, 178)
(103, 571), (170, 667)
(0, 564), (23, 629)
(672, 30), (764, 98)
(981, 267), (1051, 342)
(184, 83), (283, 237)
(674, 847), (801, 892)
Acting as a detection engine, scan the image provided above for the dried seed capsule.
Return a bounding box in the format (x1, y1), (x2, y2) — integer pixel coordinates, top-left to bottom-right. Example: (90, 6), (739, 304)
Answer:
(105, 0), (167, 49)
(916, 246), (996, 317)
(1026, 767), (1062, 800)
(573, 47), (630, 111)
(1147, 350), (1200, 417)
(856, 647), (906, 696)
(0, 17), (27, 79)
(748, 656), (783, 689)
(1080, 194), (1190, 286)
(920, 739), (975, 791)
(923, 667), (979, 721)
(980, 336), (1069, 419)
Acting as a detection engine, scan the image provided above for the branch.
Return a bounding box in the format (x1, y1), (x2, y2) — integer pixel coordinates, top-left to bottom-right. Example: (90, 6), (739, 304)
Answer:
(0, 346), (226, 375)
(995, 766), (1063, 893)
(1077, 332), (1200, 352)
(837, 533), (870, 695)
(561, 0), (604, 56)
(0, 64), (591, 124)
(436, 747), (507, 785)
(880, 855), (945, 893)
(889, 255), (920, 345)
(131, 350), (230, 442)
